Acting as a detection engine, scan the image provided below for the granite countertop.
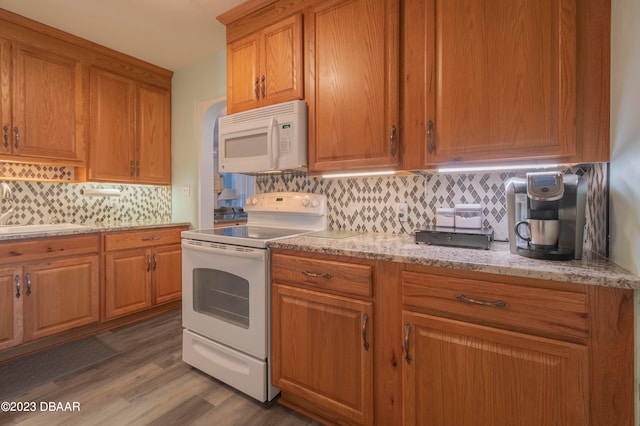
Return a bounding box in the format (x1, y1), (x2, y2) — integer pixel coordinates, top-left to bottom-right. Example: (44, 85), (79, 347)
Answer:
(0, 221), (190, 241)
(269, 231), (640, 290)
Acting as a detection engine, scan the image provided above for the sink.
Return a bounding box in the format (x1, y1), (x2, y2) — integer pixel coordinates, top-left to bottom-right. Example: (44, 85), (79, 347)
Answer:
(0, 223), (89, 235)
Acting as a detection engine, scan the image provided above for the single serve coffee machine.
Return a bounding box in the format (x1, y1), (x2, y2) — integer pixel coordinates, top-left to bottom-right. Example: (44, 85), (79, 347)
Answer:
(505, 171), (587, 260)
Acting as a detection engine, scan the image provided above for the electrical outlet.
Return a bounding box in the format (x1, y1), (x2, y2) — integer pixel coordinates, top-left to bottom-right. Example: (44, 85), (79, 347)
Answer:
(182, 185), (191, 197)
(396, 202), (408, 222)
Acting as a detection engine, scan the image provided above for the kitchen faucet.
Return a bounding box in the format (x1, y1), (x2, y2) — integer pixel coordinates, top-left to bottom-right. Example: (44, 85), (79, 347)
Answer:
(0, 182), (14, 226)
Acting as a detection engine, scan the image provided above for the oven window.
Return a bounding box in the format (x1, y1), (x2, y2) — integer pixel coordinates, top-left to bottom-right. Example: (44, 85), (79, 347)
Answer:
(192, 268), (249, 328)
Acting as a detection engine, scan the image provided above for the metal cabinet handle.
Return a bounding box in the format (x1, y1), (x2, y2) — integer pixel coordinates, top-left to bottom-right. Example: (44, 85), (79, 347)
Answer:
(136, 160), (140, 177)
(404, 323), (412, 364)
(362, 313), (370, 351)
(130, 160), (135, 176)
(301, 270), (331, 279)
(455, 293), (508, 309)
(13, 127), (19, 149)
(427, 120), (434, 154)
(153, 254), (157, 271)
(260, 75), (266, 99)
(389, 125), (397, 156)
(25, 273), (31, 296)
(15, 275), (20, 299)
(146, 255), (151, 272)
(141, 236), (161, 241)
(2, 125), (8, 148)
(254, 77), (260, 100)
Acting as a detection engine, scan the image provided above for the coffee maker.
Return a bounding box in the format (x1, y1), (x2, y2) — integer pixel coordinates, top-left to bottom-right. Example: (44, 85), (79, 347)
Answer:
(505, 171), (587, 260)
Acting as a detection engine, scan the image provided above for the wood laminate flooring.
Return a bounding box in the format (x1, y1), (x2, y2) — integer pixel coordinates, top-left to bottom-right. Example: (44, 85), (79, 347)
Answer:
(0, 311), (321, 426)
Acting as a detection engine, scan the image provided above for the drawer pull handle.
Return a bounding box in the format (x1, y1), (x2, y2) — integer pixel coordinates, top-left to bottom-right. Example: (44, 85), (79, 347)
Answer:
(141, 236), (161, 241)
(362, 313), (370, 351)
(455, 293), (508, 309)
(404, 323), (412, 364)
(302, 270), (331, 279)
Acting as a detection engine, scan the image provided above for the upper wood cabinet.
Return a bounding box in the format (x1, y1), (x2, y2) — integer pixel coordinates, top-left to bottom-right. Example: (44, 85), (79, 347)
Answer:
(306, 0), (400, 174)
(0, 36), (85, 164)
(227, 13), (303, 114)
(89, 68), (171, 185)
(403, 0), (611, 169)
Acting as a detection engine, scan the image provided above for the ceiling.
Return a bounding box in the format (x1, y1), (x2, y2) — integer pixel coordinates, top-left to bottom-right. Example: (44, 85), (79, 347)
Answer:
(0, 0), (247, 71)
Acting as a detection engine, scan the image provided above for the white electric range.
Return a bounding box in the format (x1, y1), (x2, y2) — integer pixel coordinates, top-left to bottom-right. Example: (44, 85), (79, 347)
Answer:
(181, 191), (327, 402)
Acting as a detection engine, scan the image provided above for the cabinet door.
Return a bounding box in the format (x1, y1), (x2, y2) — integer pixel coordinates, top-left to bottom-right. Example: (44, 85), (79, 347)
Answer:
(261, 14), (303, 106)
(402, 311), (588, 426)
(227, 33), (260, 113)
(23, 256), (99, 341)
(272, 284), (373, 425)
(137, 83), (171, 184)
(306, 0), (400, 173)
(105, 249), (152, 320)
(88, 68), (136, 182)
(422, 0), (576, 166)
(12, 43), (85, 162)
(0, 266), (22, 350)
(0, 37), (10, 156)
(153, 244), (182, 304)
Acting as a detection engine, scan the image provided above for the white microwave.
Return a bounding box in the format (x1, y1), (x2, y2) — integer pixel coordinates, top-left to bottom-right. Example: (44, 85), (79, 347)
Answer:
(218, 100), (307, 174)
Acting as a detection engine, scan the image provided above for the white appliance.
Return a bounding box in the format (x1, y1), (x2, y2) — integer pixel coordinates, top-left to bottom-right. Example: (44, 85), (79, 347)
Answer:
(218, 100), (307, 174)
(181, 191), (327, 402)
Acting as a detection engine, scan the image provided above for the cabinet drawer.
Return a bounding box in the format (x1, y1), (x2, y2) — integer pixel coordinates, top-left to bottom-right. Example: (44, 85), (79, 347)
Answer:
(0, 234), (99, 265)
(402, 271), (588, 340)
(272, 253), (372, 298)
(103, 227), (183, 252)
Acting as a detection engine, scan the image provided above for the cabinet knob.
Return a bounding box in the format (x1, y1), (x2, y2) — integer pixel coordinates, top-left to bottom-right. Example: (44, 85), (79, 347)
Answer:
(13, 127), (19, 149)
(427, 120), (434, 154)
(389, 125), (397, 156)
(2, 125), (8, 148)
(14, 275), (20, 299)
(255, 77), (260, 100)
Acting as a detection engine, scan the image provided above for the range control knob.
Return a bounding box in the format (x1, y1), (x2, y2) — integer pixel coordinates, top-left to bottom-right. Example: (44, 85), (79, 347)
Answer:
(302, 196), (310, 207)
(311, 198), (320, 208)
(249, 197), (259, 206)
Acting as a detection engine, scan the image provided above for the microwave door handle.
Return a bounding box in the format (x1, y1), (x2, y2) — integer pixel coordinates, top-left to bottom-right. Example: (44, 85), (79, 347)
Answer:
(268, 117), (279, 170)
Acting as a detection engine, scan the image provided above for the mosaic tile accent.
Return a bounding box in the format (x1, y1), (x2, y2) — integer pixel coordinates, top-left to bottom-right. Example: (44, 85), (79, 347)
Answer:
(0, 181), (171, 225)
(0, 163), (75, 181)
(256, 163), (609, 257)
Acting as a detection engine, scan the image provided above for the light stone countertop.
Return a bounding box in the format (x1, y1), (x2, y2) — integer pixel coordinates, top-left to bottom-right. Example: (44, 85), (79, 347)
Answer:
(0, 221), (190, 241)
(269, 231), (640, 290)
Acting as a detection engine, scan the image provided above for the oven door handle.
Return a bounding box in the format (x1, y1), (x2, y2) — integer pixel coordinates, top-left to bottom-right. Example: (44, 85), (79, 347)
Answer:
(182, 241), (265, 259)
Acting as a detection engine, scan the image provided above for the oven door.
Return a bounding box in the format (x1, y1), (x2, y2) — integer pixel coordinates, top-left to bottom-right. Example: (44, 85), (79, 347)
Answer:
(181, 239), (268, 359)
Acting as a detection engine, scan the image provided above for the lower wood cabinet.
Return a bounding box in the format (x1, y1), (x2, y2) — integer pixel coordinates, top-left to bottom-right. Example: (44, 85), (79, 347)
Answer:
(103, 227), (184, 320)
(0, 235), (100, 350)
(402, 311), (588, 425)
(271, 251), (375, 425)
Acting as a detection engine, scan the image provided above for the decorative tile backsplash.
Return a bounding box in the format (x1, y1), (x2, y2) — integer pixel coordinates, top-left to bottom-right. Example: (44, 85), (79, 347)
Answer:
(256, 163), (609, 257)
(0, 181), (171, 225)
(0, 163), (76, 181)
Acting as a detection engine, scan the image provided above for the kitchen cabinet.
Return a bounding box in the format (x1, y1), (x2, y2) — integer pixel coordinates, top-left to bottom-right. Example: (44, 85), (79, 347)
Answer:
(103, 227), (184, 320)
(0, 35), (85, 164)
(89, 67), (171, 185)
(0, 266), (22, 350)
(226, 13), (303, 114)
(271, 251), (374, 425)
(306, 0), (400, 174)
(0, 235), (100, 349)
(402, 0), (610, 168)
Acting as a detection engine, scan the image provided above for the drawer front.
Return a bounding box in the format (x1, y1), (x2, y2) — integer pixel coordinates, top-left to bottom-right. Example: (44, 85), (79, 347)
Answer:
(272, 253), (372, 298)
(103, 227), (184, 252)
(0, 234), (100, 264)
(402, 271), (588, 340)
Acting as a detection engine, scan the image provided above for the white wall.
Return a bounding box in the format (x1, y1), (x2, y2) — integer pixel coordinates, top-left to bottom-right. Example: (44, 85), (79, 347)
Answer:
(610, 0), (640, 276)
(171, 50), (227, 227)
